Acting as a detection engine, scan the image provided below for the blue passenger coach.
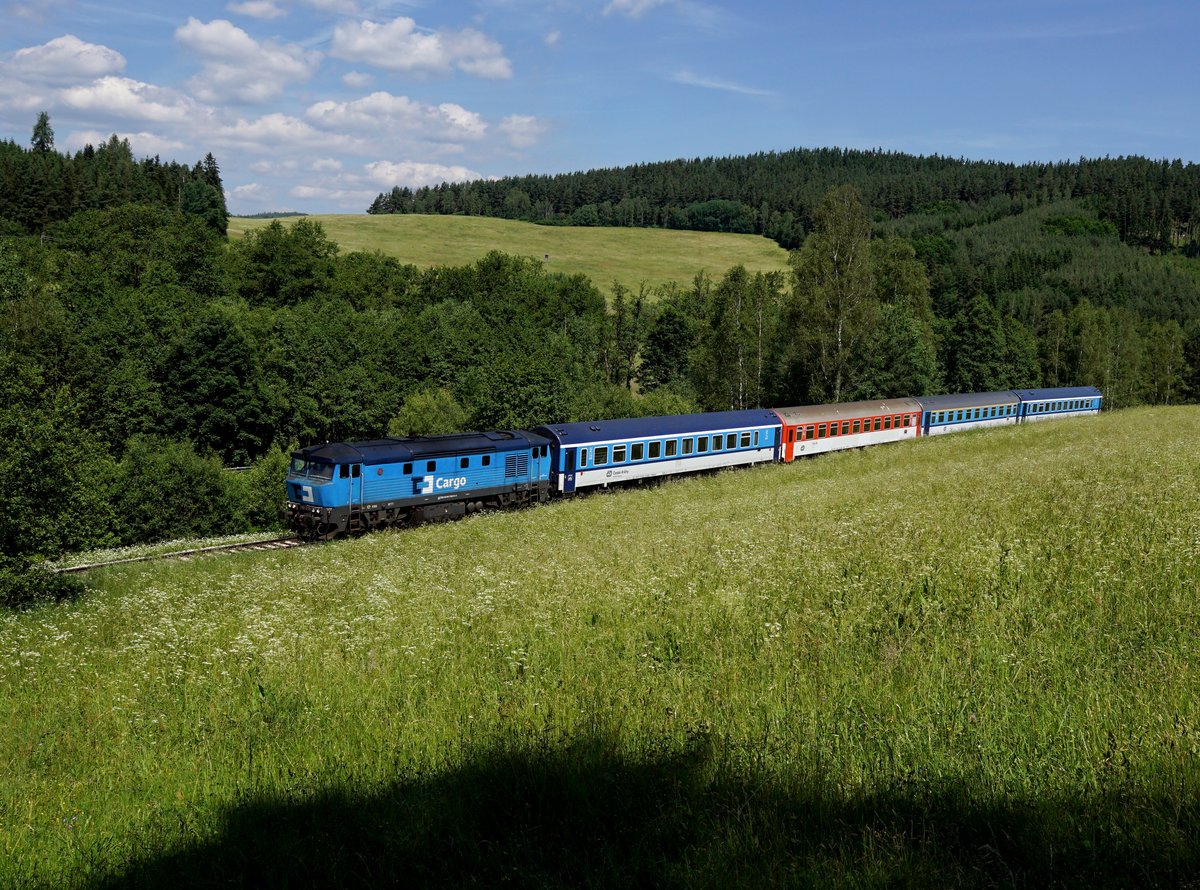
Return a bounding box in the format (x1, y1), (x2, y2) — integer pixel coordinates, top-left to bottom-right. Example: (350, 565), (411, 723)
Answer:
(1012, 386), (1103, 422)
(287, 430), (551, 537)
(915, 391), (1021, 436)
(536, 410), (782, 494)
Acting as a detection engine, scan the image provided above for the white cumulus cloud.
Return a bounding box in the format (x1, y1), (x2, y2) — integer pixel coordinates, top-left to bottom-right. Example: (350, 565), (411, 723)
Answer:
(604, 0), (671, 17)
(60, 76), (202, 124)
(7, 35), (126, 84)
(329, 17), (512, 79)
(307, 91), (487, 142)
(231, 182), (268, 200)
(226, 0), (286, 19)
(341, 70), (373, 88)
(364, 159), (481, 188)
(175, 17), (321, 103)
(499, 114), (546, 149)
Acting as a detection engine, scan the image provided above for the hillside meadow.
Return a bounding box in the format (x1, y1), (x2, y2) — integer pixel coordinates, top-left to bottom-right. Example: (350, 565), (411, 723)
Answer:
(227, 214), (792, 296)
(3, 407), (1199, 886)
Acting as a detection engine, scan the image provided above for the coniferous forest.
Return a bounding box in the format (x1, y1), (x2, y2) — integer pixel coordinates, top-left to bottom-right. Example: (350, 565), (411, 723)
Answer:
(3, 115), (1200, 602)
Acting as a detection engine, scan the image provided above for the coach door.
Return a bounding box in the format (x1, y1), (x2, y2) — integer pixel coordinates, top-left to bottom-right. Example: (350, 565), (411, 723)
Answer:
(564, 448), (577, 494)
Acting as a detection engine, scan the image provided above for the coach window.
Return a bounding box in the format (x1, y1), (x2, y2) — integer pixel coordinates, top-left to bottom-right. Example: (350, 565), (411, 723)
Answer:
(649, 441), (661, 459)
(403, 463), (412, 474)
(816, 423), (825, 438)
(711, 436), (722, 452)
(632, 443), (645, 461)
(754, 431), (760, 446)
(427, 460), (436, 472)
(578, 449), (587, 468)
(883, 415), (893, 430)
(595, 446), (609, 465)
(851, 420), (861, 434)
(666, 440), (678, 457)
(683, 439), (694, 456)
(613, 445), (627, 463)
(698, 436), (709, 453)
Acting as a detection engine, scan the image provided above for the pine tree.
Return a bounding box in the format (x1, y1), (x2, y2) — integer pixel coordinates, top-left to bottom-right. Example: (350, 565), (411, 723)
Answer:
(30, 112), (54, 154)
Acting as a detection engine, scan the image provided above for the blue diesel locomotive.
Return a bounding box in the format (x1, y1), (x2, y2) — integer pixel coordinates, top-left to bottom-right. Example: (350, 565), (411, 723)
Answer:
(286, 386), (1102, 538)
(287, 430), (551, 538)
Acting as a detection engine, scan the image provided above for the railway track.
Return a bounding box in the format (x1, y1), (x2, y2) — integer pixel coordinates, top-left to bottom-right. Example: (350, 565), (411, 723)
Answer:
(50, 536), (314, 575)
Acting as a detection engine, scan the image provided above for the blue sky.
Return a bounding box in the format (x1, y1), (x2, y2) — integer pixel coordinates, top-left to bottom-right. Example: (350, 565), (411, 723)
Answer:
(1, 0), (1196, 214)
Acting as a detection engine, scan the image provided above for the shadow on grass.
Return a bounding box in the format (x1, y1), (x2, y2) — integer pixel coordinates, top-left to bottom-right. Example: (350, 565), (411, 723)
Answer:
(103, 735), (1200, 888)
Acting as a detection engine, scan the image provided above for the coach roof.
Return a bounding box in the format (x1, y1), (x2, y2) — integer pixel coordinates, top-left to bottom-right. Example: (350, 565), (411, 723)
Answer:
(536, 409), (781, 446)
(912, 391), (1019, 411)
(1011, 386), (1103, 401)
(294, 430), (551, 465)
(774, 397), (923, 425)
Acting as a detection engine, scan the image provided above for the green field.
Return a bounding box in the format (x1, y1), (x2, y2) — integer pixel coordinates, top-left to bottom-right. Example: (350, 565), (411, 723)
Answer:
(227, 214), (792, 295)
(4, 408), (1200, 886)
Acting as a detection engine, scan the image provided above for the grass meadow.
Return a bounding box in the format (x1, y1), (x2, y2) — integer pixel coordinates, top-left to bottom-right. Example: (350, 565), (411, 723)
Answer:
(226, 214), (792, 296)
(3, 407), (1199, 886)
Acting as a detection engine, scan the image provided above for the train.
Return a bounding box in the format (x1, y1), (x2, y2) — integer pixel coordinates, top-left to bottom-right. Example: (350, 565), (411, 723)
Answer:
(285, 386), (1103, 539)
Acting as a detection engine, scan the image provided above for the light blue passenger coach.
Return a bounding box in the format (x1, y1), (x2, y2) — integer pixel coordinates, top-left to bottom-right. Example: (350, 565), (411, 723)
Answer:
(915, 391), (1021, 436)
(535, 410), (782, 494)
(1012, 386), (1103, 421)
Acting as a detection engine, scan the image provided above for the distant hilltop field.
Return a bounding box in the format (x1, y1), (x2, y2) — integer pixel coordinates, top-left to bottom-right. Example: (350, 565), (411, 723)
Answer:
(227, 213), (792, 296)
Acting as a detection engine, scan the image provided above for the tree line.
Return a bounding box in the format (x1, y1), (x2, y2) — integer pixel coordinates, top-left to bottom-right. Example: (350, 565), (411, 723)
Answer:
(368, 148), (1200, 255)
(0, 112), (229, 237)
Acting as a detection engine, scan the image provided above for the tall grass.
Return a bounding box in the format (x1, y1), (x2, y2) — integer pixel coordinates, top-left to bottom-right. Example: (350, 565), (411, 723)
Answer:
(2, 407), (1198, 886)
(226, 213), (791, 296)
